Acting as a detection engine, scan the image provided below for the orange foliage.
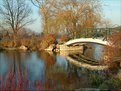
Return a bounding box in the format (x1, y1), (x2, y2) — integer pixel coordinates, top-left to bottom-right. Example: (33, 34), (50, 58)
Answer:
(40, 0), (102, 37)
(37, 51), (56, 67)
(60, 35), (69, 43)
(104, 31), (121, 68)
(38, 34), (56, 50)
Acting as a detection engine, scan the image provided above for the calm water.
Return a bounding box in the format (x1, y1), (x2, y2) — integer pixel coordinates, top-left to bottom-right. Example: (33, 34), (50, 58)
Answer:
(0, 43), (111, 90)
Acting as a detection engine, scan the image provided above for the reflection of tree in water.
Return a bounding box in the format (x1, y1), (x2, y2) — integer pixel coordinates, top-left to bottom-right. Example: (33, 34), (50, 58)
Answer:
(44, 60), (96, 90)
(0, 51), (45, 90)
(1, 51), (53, 90)
(37, 51), (56, 67)
(36, 51), (87, 90)
(1, 50), (120, 90)
(0, 51), (30, 78)
(3, 51), (30, 76)
(83, 43), (94, 59)
(66, 62), (116, 89)
(83, 43), (104, 61)
(0, 55), (29, 90)
(4, 51), (30, 63)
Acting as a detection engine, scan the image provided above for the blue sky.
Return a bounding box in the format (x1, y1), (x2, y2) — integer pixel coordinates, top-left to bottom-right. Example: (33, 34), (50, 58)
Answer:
(26, 1), (42, 33)
(102, 0), (121, 26)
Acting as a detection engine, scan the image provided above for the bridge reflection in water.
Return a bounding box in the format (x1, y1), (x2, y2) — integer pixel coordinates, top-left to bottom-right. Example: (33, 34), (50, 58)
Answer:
(59, 45), (108, 70)
(0, 43), (113, 90)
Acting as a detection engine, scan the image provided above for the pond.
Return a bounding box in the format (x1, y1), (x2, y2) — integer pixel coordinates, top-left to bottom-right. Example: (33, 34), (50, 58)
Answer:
(0, 43), (120, 90)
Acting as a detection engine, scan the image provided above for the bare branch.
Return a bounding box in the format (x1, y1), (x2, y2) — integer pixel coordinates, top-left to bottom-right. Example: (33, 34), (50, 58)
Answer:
(0, 0), (33, 37)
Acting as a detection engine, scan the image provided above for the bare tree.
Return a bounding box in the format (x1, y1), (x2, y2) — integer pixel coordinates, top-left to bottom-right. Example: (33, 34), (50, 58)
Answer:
(30, 0), (44, 7)
(0, 0), (33, 38)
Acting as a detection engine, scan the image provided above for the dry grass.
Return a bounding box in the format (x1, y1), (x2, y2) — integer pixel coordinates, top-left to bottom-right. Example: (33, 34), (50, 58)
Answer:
(0, 33), (57, 51)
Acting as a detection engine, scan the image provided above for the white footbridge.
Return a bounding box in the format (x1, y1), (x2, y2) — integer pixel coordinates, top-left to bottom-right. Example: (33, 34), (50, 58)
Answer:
(64, 38), (108, 46)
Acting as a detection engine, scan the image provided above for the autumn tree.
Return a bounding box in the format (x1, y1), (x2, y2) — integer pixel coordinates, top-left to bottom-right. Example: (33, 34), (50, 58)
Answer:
(103, 30), (121, 69)
(34, 0), (102, 38)
(0, 0), (32, 38)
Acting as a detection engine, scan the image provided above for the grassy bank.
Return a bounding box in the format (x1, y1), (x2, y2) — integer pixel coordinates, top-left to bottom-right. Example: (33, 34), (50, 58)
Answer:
(0, 34), (56, 51)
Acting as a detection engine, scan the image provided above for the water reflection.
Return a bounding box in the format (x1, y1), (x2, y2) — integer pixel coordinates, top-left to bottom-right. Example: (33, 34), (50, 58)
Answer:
(0, 51), (68, 90)
(22, 52), (45, 82)
(37, 51), (56, 67)
(56, 55), (68, 70)
(0, 52), (12, 77)
(0, 44), (118, 90)
(84, 43), (104, 61)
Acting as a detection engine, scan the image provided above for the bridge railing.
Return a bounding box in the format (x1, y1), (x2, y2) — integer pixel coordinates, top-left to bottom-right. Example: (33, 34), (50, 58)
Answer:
(68, 28), (115, 40)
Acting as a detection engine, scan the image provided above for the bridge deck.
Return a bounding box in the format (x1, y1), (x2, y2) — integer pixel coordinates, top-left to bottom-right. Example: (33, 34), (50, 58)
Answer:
(64, 38), (108, 46)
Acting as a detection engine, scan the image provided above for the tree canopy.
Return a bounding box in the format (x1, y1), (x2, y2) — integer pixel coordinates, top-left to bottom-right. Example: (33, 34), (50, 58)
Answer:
(38, 0), (103, 38)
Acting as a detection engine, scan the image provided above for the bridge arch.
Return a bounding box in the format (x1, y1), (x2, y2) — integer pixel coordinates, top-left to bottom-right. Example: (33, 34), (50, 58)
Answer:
(64, 38), (108, 46)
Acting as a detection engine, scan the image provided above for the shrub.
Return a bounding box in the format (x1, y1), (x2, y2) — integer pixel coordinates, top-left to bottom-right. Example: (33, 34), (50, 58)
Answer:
(103, 31), (121, 68)
(99, 78), (121, 90)
(0, 40), (17, 47)
(37, 34), (56, 50)
(59, 35), (69, 44)
(0, 33), (57, 51)
(90, 74), (104, 87)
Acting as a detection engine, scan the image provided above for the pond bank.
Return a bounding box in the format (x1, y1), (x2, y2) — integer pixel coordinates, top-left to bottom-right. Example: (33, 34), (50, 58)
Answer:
(0, 45), (27, 51)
